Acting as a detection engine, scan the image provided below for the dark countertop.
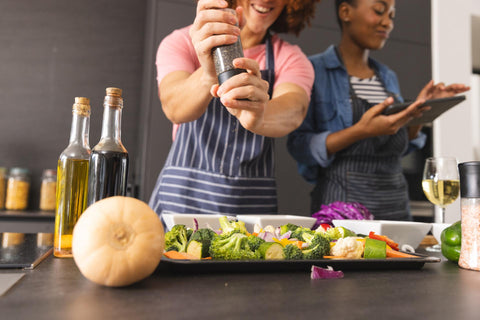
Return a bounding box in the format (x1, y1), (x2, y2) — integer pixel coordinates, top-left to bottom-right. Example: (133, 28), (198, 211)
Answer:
(1, 250), (480, 320)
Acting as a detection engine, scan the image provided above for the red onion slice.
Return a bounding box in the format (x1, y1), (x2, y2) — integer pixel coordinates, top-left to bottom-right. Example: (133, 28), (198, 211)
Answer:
(311, 265), (344, 280)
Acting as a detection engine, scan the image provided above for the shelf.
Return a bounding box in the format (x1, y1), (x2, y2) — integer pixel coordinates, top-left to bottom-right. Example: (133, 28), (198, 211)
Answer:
(0, 211), (54, 233)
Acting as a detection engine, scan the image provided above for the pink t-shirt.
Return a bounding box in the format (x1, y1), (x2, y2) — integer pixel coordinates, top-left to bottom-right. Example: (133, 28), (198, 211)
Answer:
(155, 25), (315, 140)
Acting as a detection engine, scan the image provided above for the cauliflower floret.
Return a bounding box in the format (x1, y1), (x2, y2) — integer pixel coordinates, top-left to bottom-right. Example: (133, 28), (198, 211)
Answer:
(330, 237), (364, 259)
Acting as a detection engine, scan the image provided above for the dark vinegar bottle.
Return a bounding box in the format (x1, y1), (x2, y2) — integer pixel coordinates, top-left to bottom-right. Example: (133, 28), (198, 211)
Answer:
(87, 87), (129, 206)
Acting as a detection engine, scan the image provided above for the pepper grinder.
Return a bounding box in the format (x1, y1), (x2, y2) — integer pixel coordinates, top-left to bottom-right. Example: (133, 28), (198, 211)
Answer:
(212, 8), (246, 85)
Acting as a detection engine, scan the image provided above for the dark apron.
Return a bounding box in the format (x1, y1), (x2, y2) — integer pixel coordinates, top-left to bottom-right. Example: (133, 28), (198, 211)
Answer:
(311, 62), (411, 220)
(149, 34), (277, 216)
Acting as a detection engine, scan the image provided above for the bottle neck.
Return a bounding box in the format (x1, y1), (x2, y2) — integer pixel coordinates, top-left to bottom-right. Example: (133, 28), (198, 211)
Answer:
(100, 106), (122, 142)
(69, 112), (90, 148)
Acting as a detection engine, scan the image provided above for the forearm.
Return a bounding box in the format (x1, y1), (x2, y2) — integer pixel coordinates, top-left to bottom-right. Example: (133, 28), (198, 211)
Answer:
(253, 83), (309, 138)
(408, 125), (422, 140)
(325, 124), (368, 155)
(159, 69), (216, 124)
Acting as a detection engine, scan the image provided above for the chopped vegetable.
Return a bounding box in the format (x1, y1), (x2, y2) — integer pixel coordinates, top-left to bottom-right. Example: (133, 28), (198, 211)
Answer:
(257, 242), (285, 260)
(280, 223), (300, 235)
(330, 237), (364, 259)
(368, 231), (399, 251)
(209, 231), (258, 260)
(301, 233), (330, 259)
(291, 227), (315, 242)
(386, 248), (418, 258)
(311, 265), (344, 279)
(186, 228), (218, 259)
(163, 250), (199, 260)
(219, 216), (248, 235)
(312, 201), (374, 228)
(323, 226), (356, 240)
(165, 224), (191, 252)
(284, 244), (303, 260)
(364, 238), (387, 259)
(246, 234), (265, 252)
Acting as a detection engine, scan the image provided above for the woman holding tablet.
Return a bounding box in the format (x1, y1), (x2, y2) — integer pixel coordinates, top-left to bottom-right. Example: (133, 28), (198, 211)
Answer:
(287, 0), (469, 220)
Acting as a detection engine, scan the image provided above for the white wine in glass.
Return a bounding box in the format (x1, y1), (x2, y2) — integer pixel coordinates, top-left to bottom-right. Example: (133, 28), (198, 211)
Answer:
(422, 157), (460, 252)
(421, 179), (460, 208)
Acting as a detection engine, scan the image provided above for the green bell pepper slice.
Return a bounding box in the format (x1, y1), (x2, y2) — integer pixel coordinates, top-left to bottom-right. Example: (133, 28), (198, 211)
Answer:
(441, 221), (461, 263)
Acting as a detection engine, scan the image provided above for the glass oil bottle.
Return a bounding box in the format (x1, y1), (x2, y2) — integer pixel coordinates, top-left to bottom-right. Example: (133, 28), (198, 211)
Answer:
(54, 97), (91, 258)
(87, 87), (128, 206)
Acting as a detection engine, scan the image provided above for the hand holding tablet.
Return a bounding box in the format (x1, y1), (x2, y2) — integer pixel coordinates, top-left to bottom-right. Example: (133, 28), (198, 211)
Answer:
(383, 95), (466, 125)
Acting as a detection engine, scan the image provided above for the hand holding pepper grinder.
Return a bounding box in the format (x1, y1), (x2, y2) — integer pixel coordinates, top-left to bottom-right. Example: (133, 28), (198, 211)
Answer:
(212, 4), (246, 85)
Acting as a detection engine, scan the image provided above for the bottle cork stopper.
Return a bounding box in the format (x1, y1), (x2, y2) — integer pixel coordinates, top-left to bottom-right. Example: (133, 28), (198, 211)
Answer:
(106, 87), (122, 97)
(72, 97), (91, 116)
(75, 97), (90, 105)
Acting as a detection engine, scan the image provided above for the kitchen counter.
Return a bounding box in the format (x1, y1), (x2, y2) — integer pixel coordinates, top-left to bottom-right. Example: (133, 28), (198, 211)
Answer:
(1, 250), (480, 320)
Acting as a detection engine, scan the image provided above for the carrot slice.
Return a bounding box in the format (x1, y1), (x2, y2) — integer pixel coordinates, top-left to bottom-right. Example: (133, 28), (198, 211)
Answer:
(386, 247), (418, 258)
(323, 255), (347, 259)
(369, 232), (399, 250)
(163, 251), (198, 260)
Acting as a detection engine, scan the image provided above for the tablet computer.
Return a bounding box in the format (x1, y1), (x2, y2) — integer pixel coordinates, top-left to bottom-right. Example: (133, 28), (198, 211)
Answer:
(383, 95), (466, 125)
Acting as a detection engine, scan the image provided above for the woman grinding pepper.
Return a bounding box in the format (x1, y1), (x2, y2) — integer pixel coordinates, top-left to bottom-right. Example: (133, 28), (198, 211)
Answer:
(149, 0), (321, 216)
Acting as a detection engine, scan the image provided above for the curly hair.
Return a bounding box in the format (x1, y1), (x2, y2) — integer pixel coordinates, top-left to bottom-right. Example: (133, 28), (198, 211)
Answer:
(209, 0), (322, 36)
(270, 0), (322, 36)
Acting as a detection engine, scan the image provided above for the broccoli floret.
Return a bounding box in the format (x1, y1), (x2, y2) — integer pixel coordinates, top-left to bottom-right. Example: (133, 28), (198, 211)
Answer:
(187, 228), (194, 240)
(325, 226), (356, 240)
(190, 228), (218, 242)
(186, 228), (218, 258)
(247, 234), (265, 252)
(279, 223), (300, 235)
(291, 227), (315, 242)
(209, 231), (258, 260)
(283, 244), (303, 260)
(219, 216), (248, 235)
(165, 224), (191, 252)
(302, 234), (330, 259)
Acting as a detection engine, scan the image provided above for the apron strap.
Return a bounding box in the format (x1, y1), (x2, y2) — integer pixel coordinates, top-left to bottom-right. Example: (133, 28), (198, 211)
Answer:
(264, 32), (275, 98)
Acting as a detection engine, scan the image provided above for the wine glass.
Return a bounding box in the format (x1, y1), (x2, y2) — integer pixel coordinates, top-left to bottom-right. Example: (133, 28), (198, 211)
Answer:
(422, 157), (460, 251)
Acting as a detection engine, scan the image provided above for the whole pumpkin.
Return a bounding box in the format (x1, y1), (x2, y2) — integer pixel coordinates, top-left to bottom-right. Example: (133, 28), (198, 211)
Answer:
(72, 196), (164, 287)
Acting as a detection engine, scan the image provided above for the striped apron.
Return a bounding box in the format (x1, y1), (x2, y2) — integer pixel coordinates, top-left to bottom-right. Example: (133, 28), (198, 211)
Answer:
(149, 34), (277, 216)
(311, 70), (411, 220)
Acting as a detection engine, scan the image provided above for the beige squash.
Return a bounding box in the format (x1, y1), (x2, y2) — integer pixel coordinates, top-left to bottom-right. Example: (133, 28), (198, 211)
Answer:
(72, 196), (164, 287)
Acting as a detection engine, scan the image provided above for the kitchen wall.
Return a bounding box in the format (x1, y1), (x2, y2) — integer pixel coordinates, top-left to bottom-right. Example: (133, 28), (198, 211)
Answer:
(0, 0), (432, 215)
(0, 0), (147, 209)
(430, 0), (479, 223)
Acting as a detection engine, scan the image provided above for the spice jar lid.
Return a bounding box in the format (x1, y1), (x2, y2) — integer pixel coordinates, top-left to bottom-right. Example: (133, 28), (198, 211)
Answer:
(459, 162), (480, 198)
(9, 167), (30, 177)
(42, 169), (57, 178)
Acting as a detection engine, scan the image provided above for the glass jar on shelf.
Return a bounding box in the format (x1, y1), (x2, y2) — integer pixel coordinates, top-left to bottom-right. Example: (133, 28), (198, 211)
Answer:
(5, 167), (30, 210)
(39, 169), (57, 211)
(0, 167), (6, 210)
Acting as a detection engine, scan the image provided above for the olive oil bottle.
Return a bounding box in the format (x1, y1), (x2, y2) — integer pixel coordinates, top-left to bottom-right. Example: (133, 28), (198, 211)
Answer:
(87, 87), (128, 206)
(54, 97), (91, 258)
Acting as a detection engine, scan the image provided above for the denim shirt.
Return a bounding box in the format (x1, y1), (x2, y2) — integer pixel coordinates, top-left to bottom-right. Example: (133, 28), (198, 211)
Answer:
(287, 45), (426, 184)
